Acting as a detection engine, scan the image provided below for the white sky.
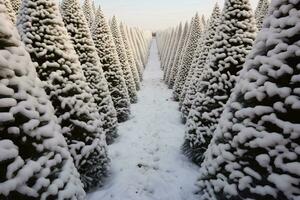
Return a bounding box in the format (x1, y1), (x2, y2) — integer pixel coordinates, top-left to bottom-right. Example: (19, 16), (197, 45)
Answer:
(92, 0), (259, 31)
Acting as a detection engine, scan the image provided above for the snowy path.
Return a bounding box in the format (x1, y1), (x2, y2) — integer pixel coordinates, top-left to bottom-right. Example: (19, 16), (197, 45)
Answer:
(88, 40), (199, 200)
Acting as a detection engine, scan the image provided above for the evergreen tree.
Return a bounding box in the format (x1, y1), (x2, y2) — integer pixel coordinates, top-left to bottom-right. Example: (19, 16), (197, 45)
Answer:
(110, 16), (138, 103)
(82, 0), (94, 29)
(165, 23), (183, 83)
(4, 0), (15, 23)
(183, 0), (256, 165)
(126, 25), (144, 81)
(255, 0), (269, 30)
(173, 14), (202, 101)
(61, 0), (118, 144)
(120, 23), (141, 91)
(168, 22), (189, 88)
(198, 0), (300, 199)
(92, 7), (131, 122)
(180, 4), (221, 122)
(17, 0), (109, 191)
(9, 0), (20, 13)
(0, 3), (85, 199)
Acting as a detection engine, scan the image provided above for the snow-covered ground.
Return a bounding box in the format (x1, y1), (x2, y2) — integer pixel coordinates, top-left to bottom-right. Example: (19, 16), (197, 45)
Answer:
(88, 40), (199, 200)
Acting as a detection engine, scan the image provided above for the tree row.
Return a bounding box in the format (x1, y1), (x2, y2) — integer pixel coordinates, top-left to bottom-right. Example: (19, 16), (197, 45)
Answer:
(157, 0), (299, 199)
(0, 0), (151, 199)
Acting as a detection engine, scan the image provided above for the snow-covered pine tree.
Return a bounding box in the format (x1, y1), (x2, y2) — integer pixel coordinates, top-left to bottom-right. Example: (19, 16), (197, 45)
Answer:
(201, 15), (206, 27)
(165, 23), (183, 83)
(0, 3), (85, 199)
(111, 16), (138, 103)
(92, 0), (96, 14)
(134, 28), (148, 66)
(162, 29), (174, 70)
(17, 0), (109, 191)
(4, 0), (15, 23)
(9, 0), (20, 13)
(173, 14), (202, 101)
(92, 7), (131, 122)
(82, 0), (95, 29)
(198, 0), (300, 199)
(255, 0), (269, 30)
(61, 0), (118, 145)
(163, 27), (177, 80)
(183, 0), (256, 165)
(167, 22), (189, 88)
(120, 23), (141, 91)
(180, 4), (221, 122)
(129, 27), (145, 74)
(126, 25), (144, 81)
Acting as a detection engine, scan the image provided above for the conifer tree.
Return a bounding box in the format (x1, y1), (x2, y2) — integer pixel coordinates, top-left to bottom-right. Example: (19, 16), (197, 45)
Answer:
(126, 25), (144, 81)
(180, 4), (221, 122)
(183, 0), (256, 165)
(9, 0), (20, 13)
(173, 14), (202, 101)
(198, 0), (300, 199)
(168, 22), (189, 88)
(61, 0), (118, 144)
(0, 3), (85, 199)
(255, 0), (269, 30)
(4, 0), (15, 23)
(111, 16), (138, 103)
(82, 0), (95, 29)
(165, 23), (183, 83)
(92, 7), (131, 122)
(17, 0), (109, 191)
(120, 23), (141, 91)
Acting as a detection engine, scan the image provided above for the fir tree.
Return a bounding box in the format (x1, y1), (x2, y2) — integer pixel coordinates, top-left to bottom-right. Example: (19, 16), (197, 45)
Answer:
(165, 23), (183, 84)
(198, 0), (300, 199)
(120, 23), (141, 91)
(0, 3), (85, 199)
(17, 0), (110, 191)
(82, 0), (94, 29)
(167, 22), (189, 88)
(9, 0), (20, 13)
(61, 0), (118, 145)
(173, 14), (202, 101)
(111, 16), (138, 103)
(126, 25), (144, 81)
(255, 0), (269, 30)
(92, 7), (131, 122)
(183, 0), (256, 165)
(180, 4), (221, 123)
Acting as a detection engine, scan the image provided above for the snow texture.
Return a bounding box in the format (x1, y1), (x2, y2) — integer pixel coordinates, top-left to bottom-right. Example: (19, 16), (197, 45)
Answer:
(88, 40), (200, 200)
(0, 3), (85, 199)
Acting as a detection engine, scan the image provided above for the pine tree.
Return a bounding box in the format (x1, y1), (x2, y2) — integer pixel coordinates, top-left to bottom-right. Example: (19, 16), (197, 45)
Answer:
(126, 25), (144, 81)
(4, 0), (15, 23)
(173, 14), (202, 101)
(120, 23), (141, 91)
(165, 23), (183, 83)
(198, 0), (300, 199)
(9, 0), (20, 13)
(82, 0), (94, 29)
(61, 0), (118, 145)
(180, 4), (221, 123)
(0, 3), (85, 199)
(111, 16), (138, 103)
(17, 0), (109, 191)
(167, 22), (189, 88)
(92, 7), (131, 122)
(255, 0), (269, 30)
(183, 0), (256, 165)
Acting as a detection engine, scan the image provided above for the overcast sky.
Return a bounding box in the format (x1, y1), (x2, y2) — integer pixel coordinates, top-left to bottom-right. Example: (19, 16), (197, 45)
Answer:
(93, 0), (259, 31)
